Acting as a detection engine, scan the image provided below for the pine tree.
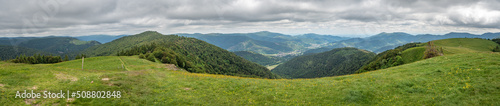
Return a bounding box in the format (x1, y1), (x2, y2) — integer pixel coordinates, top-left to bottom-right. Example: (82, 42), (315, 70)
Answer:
(64, 55), (69, 61)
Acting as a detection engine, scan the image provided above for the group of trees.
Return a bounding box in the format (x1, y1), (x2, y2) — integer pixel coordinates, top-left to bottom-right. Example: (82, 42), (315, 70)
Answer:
(423, 41), (443, 59)
(356, 43), (420, 73)
(117, 43), (199, 72)
(11, 54), (62, 64)
(121, 43), (199, 72)
(74, 54), (87, 60)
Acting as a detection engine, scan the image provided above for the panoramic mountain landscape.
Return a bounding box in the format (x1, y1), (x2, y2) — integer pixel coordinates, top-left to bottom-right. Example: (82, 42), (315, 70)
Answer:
(1, 0), (500, 105)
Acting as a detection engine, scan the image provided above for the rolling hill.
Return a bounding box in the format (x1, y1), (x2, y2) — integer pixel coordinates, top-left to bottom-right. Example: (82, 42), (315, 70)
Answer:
(80, 31), (279, 78)
(357, 38), (500, 73)
(271, 47), (376, 78)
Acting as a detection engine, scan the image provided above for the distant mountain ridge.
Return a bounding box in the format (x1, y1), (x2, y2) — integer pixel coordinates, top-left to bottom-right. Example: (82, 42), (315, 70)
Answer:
(306, 32), (500, 54)
(0, 37), (100, 60)
(178, 31), (351, 55)
(75, 35), (128, 44)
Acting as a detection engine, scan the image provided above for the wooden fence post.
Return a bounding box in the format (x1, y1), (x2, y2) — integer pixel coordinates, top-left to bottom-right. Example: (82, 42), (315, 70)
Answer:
(82, 57), (84, 70)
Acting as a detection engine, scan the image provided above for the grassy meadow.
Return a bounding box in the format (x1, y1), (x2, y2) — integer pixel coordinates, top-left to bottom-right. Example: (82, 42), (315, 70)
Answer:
(0, 52), (499, 105)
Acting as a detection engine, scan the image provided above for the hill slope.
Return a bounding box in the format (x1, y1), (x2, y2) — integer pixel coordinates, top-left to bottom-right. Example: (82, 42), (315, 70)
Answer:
(1, 51), (498, 105)
(272, 47), (375, 78)
(81, 31), (278, 78)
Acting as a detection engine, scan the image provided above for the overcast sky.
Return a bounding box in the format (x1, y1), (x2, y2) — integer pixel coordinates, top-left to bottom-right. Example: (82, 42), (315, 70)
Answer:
(1, 0), (499, 37)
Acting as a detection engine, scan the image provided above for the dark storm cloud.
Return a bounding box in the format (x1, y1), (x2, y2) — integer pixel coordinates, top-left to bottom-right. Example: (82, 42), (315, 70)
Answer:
(0, 0), (498, 37)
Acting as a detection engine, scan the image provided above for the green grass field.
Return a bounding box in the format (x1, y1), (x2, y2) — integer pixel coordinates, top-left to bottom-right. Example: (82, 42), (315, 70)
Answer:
(401, 46), (426, 63)
(401, 38), (499, 64)
(432, 38), (499, 55)
(1, 38), (499, 105)
(1, 52), (499, 105)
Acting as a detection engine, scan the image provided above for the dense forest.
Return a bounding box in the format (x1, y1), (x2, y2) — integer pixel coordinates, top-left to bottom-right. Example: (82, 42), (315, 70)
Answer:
(271, 47), (375, 78)
(83, 31), (279, 79)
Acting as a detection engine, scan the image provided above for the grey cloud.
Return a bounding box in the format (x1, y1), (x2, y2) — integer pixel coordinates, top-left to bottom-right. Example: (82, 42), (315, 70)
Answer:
(0, 0), (498, 37)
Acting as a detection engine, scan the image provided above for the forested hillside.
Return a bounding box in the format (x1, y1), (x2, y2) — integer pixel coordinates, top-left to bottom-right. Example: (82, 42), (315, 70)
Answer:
(16, 37), (100, 54)
(0, 37), (100, 59)
(233, 51), (280, 66)
(81, 31), (279, 78)
(0, 45), (52, 60)
(0, 37), (37, 45)
(271, 47), (375, 78)
(355, 43), (422, 73)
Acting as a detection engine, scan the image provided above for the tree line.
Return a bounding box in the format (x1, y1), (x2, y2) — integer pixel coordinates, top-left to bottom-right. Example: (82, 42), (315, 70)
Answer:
(11, 54), (63, 64)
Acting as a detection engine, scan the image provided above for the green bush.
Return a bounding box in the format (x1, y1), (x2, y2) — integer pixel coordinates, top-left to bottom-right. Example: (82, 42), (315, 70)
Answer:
(146, 53), (155, 62)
